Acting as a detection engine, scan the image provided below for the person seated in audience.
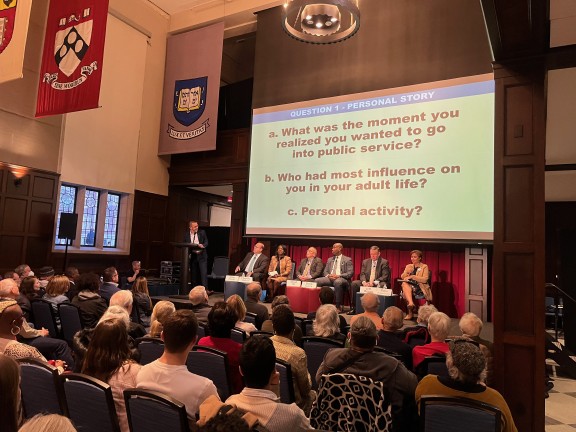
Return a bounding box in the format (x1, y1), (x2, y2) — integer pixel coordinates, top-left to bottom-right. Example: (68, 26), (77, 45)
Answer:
(378, 306), (413, 369)
(317, 316), (418, 431)
(296, 247), (324, 282)
(234, 242), (269, 283)
(266, 244), (293, 301)
(415, 339), (518, 432)
(36, 266), (54, 290)
(0, 300), (67, 372)
(16, 276), (41, 322)
(310, 304), (346, 343)
(189, 285), (212, 326)
(100, 267), (120, 301)
(402, 304), (437, 345)
(136, 310), (220, 427)
(14, 263), (33, 280)
(0, 353), (22, 432)
(82, 317), (141, 432)
(412, 311), (451, 370)
(1, 279), (74, 368)
(349, 245), (390, 315)
(350, 292), (383, 330)
(19, 414), (77, 432)
(313, 243), (354, 312)
(262, 296), (302, 345)
(148, 300), (176, 338)
(198, 301), (243, 394)
(226, 294), (257, 335)
(244, 282), (269, 330)
(457, 312), (494, 385)
(307, 286), (347, 333)
(64, 266), (80, 301)
(4, 271), (20, 286)
(198, 409), (252, 432)
(42, 274), (70, 330)
(71, 273), (108, 329)
(270, 305), (316, 414)
(226, 336), (314, 431)
(109, 291), (147, 339)
(131, 277), (152, 327)
(400, 250), (431, 320)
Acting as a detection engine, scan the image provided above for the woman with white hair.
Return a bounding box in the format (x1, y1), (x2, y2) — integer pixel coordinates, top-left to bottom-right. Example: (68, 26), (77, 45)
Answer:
(412, 311), (451, 370)
(311, 304), (346, 342)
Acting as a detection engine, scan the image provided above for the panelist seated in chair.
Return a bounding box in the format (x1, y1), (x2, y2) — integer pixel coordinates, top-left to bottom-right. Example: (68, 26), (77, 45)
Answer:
(400, 249), (432, 320)
(314, 243), (353, 311)
(349, 246), (391, 315)
(415, 339), (518, 432)
(235, 243), (269, 283)
(266, 244), (293, 301)
(295, 247), (324, 282)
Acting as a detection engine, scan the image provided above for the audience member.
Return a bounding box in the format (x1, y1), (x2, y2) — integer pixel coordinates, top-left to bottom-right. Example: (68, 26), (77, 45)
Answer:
(458, 312), (494, 385)
(148, 300), (176, 338)
(64, 266), (80, 301)
(131, 277), (152, 327)
(36, 266), (55, 289)
(198, 409), (251, 432)
(198, 301), (243, 394)
(378, 306), (413, 369)
(19, 414), (76, 432)
(313, 243), (354, 311)
(234, 242), (269, 283)
(4, 271), (20, 286)
(227, 294), (257, 335)
(262, 296), (303, 346)
(306, 286), (347, 333)
(0, 353), (22, 432)
(14, 264), (32, 280)
(316, 316), (418, 431)
(244, 282), (269, 330)
(266, 244), (293, 301)
(109, 291), (147, 339)
(189, 285), (211, 325)
(16, 276), (41, 322)
(100, 267), (120, 301)
(136, 310), (220, 426)
(71, 273), (108, 328)
(350, 292), (383, 330)
(296, 247), (324, 282)
(402, 304), (437, 345)
(311, 304), (346, 343)
(415, 339), (518, 432)
(412, 311), (451, 370)
(270, 305), (316, 414)
(226, 336), (314, 431)
(82, 318), (141, 432)
(42, 274), (70, 330)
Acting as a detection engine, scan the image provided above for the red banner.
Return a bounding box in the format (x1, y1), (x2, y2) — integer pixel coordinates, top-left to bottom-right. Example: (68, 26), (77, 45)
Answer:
(36, 0), (109, 117)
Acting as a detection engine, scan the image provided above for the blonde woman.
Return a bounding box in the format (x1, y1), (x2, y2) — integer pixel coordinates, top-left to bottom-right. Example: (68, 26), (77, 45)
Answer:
(226, 294), (257, 335)
(131, 277), (152, 326)
(148, 300), (176, 338)
(400, 250), (431, 320)
(42, 275), (70, 330)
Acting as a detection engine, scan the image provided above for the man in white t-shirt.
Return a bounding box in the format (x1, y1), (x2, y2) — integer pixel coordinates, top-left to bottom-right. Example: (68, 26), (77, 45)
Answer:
(136, 310), (219, 425)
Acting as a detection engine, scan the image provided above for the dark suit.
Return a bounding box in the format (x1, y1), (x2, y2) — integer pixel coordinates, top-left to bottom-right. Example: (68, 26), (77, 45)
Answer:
(245, 297), (269, 330)
(183, 229), (209, 288)
(377, 329), (414, 369)
(99, 282), (120, 302)
(314, 255), (354, 307)
(296, 257), (324, 280)
(236, 252), (269, 283)
(350, 257), (391, 308)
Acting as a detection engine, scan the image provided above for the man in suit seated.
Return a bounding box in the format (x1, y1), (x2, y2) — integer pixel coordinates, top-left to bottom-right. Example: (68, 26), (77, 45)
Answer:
(349, 246), (390, 315)
(99, 267), (120, 301)
(314, 243), (353, 312)
(296, 247), (324, 282)
(235, 242), (269, 283)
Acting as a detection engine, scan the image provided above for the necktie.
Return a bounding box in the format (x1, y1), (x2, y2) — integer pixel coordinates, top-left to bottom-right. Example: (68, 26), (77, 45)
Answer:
(246, 254), (258, 272)
(303, 260), (311, 277)
(192, 233), (197, 243)
(334, 256), (341, 276)
(369, 261), (376, 284)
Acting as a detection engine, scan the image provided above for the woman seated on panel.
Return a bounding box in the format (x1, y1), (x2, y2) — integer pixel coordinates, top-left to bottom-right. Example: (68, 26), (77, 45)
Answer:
(400, 249), (432, 320)
(266, 244), (293, 301)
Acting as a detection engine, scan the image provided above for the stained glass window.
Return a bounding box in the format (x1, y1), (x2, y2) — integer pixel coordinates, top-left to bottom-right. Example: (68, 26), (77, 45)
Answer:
(55, 185), (77, 245)
(80, 189), (99, 246)
(104, 193), (120, 248)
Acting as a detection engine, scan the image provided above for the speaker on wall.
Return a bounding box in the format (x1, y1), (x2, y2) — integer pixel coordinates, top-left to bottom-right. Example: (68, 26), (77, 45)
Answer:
(58, 213), (78, 240)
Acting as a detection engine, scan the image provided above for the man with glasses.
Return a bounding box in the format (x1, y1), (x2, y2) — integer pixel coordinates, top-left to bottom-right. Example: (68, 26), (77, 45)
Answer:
(100, 267), (120, 301)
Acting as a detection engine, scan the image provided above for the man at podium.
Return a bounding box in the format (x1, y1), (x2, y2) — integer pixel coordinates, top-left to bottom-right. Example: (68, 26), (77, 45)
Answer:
(183, 220), (208, 288)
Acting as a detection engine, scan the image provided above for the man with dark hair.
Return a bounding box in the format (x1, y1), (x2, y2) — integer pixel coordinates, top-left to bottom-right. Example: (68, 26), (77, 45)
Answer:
(244, 282), (268, 330)
(137, 310), (219, 425)
(100, 267), (120, 301)
(270, 305), (315, 414)
(65, 266), (80, 300)
(72, 272), (108, 328)
(316, 316), (418, 431)
(349, 246), (390, 314)
(313, 243), (354, 311)
(306, 286), (347, 333)
(226, 337), (313, 431)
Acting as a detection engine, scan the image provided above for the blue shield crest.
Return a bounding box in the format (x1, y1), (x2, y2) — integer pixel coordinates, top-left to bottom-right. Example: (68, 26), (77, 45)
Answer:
(173, 77), (207, 126)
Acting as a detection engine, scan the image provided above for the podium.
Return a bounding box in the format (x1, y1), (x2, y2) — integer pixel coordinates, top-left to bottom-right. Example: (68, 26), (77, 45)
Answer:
(171, 242), (203, 295)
